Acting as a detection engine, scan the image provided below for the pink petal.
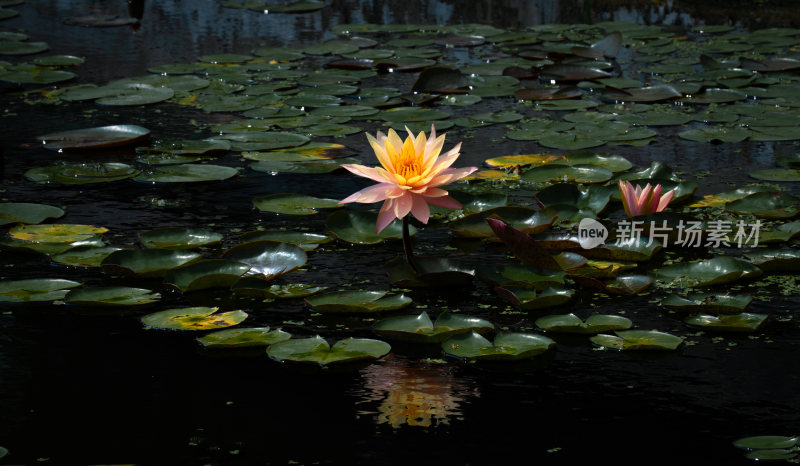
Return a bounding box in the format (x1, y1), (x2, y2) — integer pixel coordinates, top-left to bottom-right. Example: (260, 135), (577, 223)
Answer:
(428, 142), (463, 174)
(393, 192), (413, 219)
(633, 184), (653, 216)
(619, 180), (634, 217)
(650, 184), (663, 213)
(657, 189), (675, 211)
(410, 186), (448, 196)
(426, 166), (478, 188)
(425, 195), (462, 210)
(410, 195), (430, 224)
(339, 183), (394, 204)
(376, 200), (398, 233)
(341, 164), (392, 184)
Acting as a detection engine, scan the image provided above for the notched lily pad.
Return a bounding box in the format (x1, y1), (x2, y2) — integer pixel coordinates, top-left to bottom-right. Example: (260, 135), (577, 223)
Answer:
(133, 164), (238, 183)
(305, 290), (412, 314)
(101, 249), (202, 278)
(164, 259), (251, 292)
(65, 286), (161, 307)
(441, 331), (555, 361)
(0, 278), (82, 303)
(253, 193), (341, 215)
(535, 313), (632, 334)
(661, 293), (753, 314)
(374, 311), (493, 343)
(9, 223), (107, 243)
(651, 256), (761, 287)
(326, 210), (414, 244)
(197, 327), (291, 349)
(139, 227), (223, 250)
(267, 336), (391, 366)
(383, 256), (475, 288)
(222, 240), (307, 280)
(726, 191), (800, 219)
(590, 330), (684, 351)
(38, 125), (150, 150)
(683, 313), (768, 332)
(495, 286), (574, 311)
(449, 207), (558, 238)
(142, 306), (247, 331)
(0, 202), (64, 226)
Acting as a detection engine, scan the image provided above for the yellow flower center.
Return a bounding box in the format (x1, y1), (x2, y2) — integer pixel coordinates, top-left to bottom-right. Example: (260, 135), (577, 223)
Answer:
(394, 139), (423, 182)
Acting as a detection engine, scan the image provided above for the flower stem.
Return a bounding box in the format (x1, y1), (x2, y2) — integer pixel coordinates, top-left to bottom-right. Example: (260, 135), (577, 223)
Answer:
(402, 216), (418, 273)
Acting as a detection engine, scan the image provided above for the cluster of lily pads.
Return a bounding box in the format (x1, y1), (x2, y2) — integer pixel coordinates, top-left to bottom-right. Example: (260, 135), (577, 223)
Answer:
(733, 435), (800, 462)
(2, 6), (800, 442)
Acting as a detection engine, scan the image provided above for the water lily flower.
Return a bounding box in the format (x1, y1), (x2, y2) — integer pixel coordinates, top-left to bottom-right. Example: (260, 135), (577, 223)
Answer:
(340, 125), (477, 233)
(618, 180), (675, 217)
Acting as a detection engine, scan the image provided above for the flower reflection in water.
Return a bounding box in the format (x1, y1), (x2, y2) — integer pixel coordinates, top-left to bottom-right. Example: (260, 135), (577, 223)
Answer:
(354, 354), (478, 428)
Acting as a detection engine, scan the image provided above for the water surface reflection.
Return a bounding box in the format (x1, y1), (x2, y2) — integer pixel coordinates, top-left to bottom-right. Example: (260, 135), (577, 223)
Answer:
(354, 354), (478, 428)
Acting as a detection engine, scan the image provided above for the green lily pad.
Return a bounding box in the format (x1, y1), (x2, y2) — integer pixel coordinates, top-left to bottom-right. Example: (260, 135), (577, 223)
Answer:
(591, 330), (684, 351)
(9, 223), (107, 243)
(551, 152), (633, 172)
(449, 207), (558, 238)
(615, 111), (693, 126)
(216, 131), (309, 151)
(522, 164), (613, 183)
(239, 230), (331, 250)
(142, 306), (247, 331)
(661, 293), (753, 314)
(267, 336), (391, 366)
(477, 265), (566, 290)
(65, 286), (161, 307)
(535, 313), (632, 334)
(101, 249), (202, 278)
(164, 259), (251, 293)
(380, 107), (450, 122)
(374, 311), (493, 343)
(0, 40), (48, 55)
(253, 193), (341, 215)
(678, 126), (750, 143)
(688, 185), (776, 208)
(305, 290), (412, 314)
(601, 85), (682, 103)
(197, 327), (291, 349)
(0, 68), (76, 84)
(0, 202), (64, 225)
(495, 286), (575, 311)
(574, 274), (653, 295)
(683, 313), (768, 333)
(233, 282), (326, 299)
(26, 162), (139, 185)
(536, 183), (613, 213)
(222, 240), (307, 280)
(38, 125), (150, 150)
(749, 168), (800, 181)
(759, 221), (800, 243)
(745, 249), (800, 272)
(411, 66), (468, 93)
(441, 331), (556, 361)
(383, 256), (475, 288)
(0, 235), (105, 256)
(651, 256), (762, 287)
(136, 139), (230, 155)
(139, 227), (223, 250)
(94, 83), (174, 106)
(733, 436), (799, 450)
(579, 237), (661, 262)
(250, 157), (358, 174)
(51, 246), (121, 268)
(133, 164), (238, 183)
(0, 278), (82, 303)
(326, 210), (414, 244)
(726, 191), (800, 219)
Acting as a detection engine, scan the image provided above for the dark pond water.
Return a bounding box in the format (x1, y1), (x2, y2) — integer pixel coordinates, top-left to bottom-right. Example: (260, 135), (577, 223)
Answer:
(2, 1), (800, 465)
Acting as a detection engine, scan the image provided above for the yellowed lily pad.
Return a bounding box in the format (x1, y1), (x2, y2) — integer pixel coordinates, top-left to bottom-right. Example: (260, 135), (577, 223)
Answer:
(142, 306), (247, 331)
(9, 224), (108, 243)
